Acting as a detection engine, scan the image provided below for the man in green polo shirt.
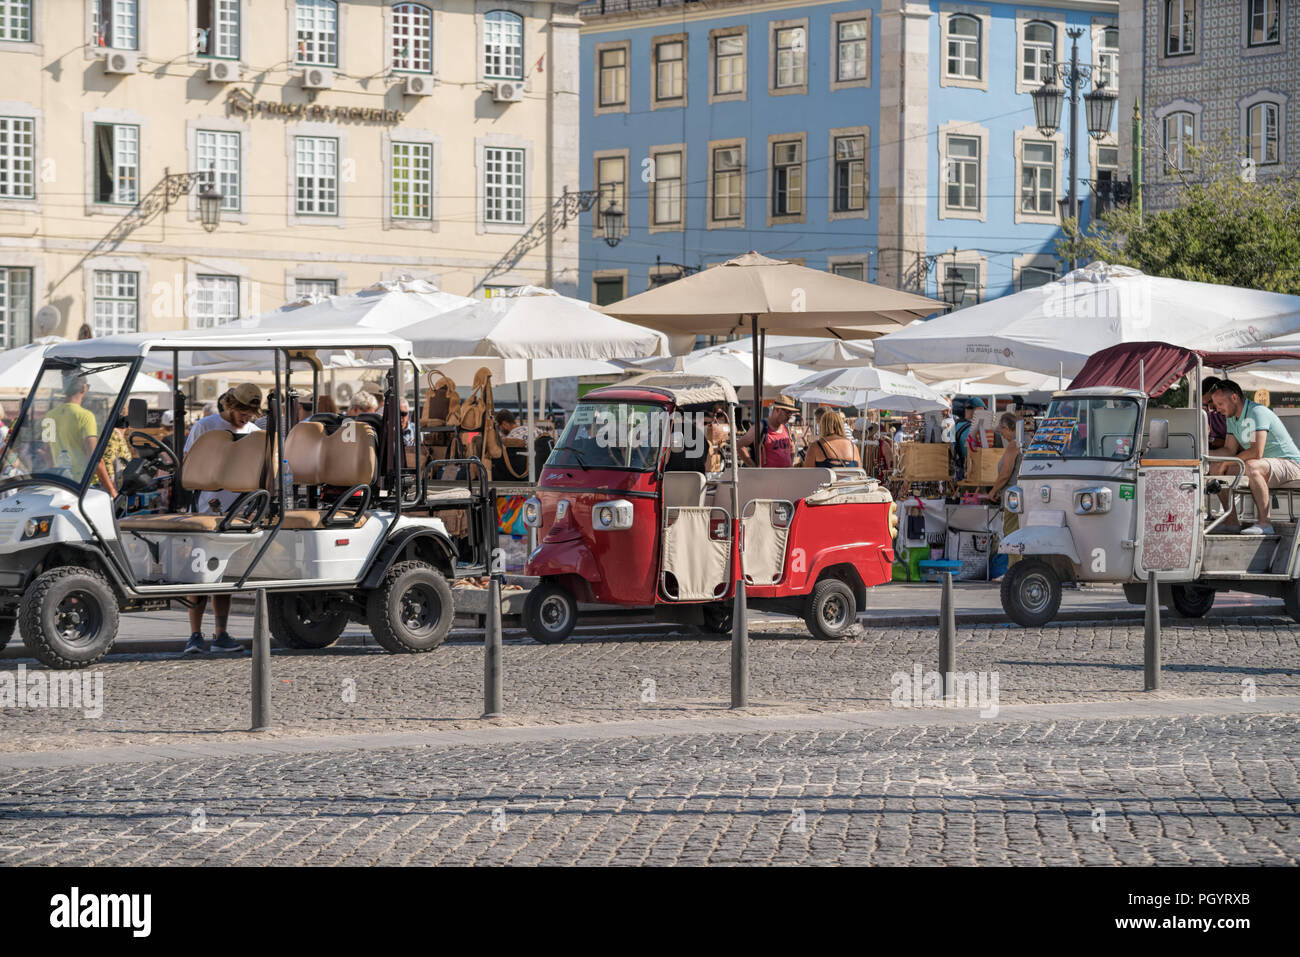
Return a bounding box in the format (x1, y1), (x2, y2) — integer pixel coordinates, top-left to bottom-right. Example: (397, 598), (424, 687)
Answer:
(1210, 380), (1300, 535)
(50, 375), (117, 498)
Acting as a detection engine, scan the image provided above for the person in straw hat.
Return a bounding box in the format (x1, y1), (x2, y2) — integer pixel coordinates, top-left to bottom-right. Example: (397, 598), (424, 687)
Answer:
(738, 393), (800, 468)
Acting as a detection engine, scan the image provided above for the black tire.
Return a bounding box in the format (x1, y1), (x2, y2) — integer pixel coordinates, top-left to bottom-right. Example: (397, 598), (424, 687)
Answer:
(803, 578), (857, 640)
(0, 615), (13, 652)
(698, 603), (733, 636)
(1287, 580), (1300, 624)
(1168, 584), (1215, 619)
(1000, 559), (1062, 627)
(523, 582), (577, 645)
(267, 593), (349, 649)
(19, 566), (119, 669)
(365, 561), (454, 653)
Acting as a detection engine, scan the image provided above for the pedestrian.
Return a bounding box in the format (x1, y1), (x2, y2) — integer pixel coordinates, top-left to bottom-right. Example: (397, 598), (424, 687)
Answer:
(987, 413), (1023, 573)
(181, 383), (263, 656)
(804, 409), (861, 468)
(347, 390), (379, 416)
(737, 394), (799, 467)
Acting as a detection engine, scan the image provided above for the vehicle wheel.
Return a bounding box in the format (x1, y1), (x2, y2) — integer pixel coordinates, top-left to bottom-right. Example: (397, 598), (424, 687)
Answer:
(1285, 581), (1300, 624)
(804, 578), (857, 640)
(267, 593), (349, 649)
(0, 615), (13, 652)
(19, 566), (119, 669)
(1000, 559), (1062, 627)
(698, 603), (733, 636)
(365, 561), (454, 653)
(523, 582), (577, 645)
(1168, 584), (1215, 619)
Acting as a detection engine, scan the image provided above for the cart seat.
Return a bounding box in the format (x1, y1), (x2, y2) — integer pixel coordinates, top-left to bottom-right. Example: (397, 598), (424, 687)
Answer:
(715, 467), (835, 509)
(279, 510), (372, 530)
(662, 471), (706, 510)
(119, 513), (225, 531)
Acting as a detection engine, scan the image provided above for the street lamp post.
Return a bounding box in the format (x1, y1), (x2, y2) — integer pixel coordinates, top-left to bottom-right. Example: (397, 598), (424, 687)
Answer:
(1031, 27), (1117, 269)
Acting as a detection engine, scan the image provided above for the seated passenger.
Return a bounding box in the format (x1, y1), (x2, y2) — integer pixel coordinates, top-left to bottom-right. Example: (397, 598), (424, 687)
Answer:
(804, 409), (861, 469)
(1210, 380), (1300, 535)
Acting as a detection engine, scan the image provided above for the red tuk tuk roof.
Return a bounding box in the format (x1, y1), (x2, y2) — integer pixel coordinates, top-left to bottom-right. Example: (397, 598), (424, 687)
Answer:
(1070, 341), (1300, 397)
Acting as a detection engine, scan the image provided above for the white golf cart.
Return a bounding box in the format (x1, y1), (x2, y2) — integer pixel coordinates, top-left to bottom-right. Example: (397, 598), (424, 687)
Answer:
(0, 330), (494, 668)
(999, 341), (1300, 626)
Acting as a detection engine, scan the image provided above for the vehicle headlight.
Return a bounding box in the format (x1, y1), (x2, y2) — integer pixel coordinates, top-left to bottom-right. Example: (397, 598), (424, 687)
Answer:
(522, 497), (541, 528)
(1074, 487), (1111, 515)
(592, 499), (634, 531)
(1078, 492), (1094, 513)
(22, 516), (53, 540)
(1004, 487), (1022, 513)
(1040, 486), (1051, 503)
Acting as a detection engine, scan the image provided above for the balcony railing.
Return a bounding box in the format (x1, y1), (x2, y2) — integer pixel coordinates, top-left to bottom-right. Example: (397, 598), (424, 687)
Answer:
(580, 0), (703, 16)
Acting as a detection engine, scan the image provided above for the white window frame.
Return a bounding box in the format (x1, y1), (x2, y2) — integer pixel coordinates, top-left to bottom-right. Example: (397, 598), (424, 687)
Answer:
(1163, 0), (1196, 58)
(483, 145), (525, 225)
(707, 138), (745, 229)
(940, 4), (989, 90)
(0, 0), (33, 43)
(947, 14), (979, 80)
(391, 139), (433, 220)
(593, 148), (628, 238)
(195, 0), (239, 59)
(1013, 126), (1062, 225)
(293, 277), (337, 299)
(189, 274), (239, 329)
(93, 122), (139, 206)
(945, 135), (980, 213)
(829, 259), (867, 282)
(483, 9), (522, 81)
(831, 13), (869, 89)
(831, 131), (867, 216)
(1248, 0), (1281, 45)
(1096, 23), (1118, 90)
(652, 35), (686, 107)
(938, 122), (988, 222)
(1020, 20), (1055, 87)
(92, 0), (139, 51)
(0, 265), (32, 349)
(391, 2), (431, 73)
(771, 22), (807, 93)
(195, 128), (240, 213)
(1163, 110), (1195, 173)
(597, 43), (627, 109)
(0, 115), (35, 200)
(1246, 101), (1280, 165)
(648, 144), (684, 233)
(769, 135), (805, 223)
(92, 269), (138, 337)
(294, 134), (338, 216)
(294, 0), (337, 67)
(1240, 90), (1288, 168)
(711, 28), (745, 102)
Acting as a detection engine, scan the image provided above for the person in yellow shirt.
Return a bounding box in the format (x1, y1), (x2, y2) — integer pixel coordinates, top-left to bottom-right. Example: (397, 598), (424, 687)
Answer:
(50, 375), (117, 498)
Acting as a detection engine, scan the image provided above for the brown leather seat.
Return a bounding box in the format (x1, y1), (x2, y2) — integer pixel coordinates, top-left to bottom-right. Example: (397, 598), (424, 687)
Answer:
(282, 418), (378, 528)
(119, 513), (225, 531)
(280, 511), (372, 530)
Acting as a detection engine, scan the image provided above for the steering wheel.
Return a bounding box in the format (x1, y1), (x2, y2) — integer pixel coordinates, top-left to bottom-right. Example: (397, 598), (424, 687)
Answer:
(128, 430), (179, 471)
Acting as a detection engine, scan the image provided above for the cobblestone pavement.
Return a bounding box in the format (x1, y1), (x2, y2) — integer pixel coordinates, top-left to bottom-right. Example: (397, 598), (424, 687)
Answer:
(2, 617), (1299, 753)
(0, 711), (1294, 865)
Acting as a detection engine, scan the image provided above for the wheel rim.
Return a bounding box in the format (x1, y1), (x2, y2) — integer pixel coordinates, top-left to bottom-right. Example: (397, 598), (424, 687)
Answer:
(820, 592), (850, 631)
(539, 594), (571, 634)
(54, 591), (103, 647)
(1018, 572), (1053, 615)
(398, 583), (442, 638)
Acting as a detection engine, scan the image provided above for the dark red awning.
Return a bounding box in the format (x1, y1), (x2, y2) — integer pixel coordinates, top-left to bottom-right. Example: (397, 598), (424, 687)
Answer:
(1069, 342), (1300, 397)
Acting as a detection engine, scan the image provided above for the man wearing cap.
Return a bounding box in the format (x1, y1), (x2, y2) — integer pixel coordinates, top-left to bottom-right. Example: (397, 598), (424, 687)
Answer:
(738, 394), (800, 468)
(180, 383), (263, 655)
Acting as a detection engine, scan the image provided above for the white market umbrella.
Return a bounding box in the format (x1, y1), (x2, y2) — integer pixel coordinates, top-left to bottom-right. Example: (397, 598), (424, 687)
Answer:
(702, 334), (877, 370)
(920, 369), (1070, 395)
(786, 366), (950, 413)
(234, 277), (473, 333)
(0, 337), (171, 399)
(629, 346), (808, 393)
(400, 286), (670, 479)
(873, 262), (1300, 380)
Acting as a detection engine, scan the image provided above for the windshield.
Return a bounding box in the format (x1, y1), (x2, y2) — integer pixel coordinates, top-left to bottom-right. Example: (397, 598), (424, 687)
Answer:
(547, 401), (666, 471)
(1, 361), (130, 488)
(1025, 396), (1141, 461)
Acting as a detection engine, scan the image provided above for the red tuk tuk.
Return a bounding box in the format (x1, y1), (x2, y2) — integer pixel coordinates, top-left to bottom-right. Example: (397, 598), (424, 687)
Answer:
(521, 373), (898, 642)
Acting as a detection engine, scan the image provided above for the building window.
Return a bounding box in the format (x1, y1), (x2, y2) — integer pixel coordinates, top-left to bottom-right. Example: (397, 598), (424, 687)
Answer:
(1021, 21), (1055, 85)
(295, 0), (337, 66)
(771, 140), (802, 216)
(483, 10), (523, 80)
(836, 18), (868, 82)
(92, 270), (138, 337)
(1163, 111), (1194, 172)
(0, 266), (31, 349)
(832, 262), (865, 281)
(774, 25), (806, 89)
(652, 150), (682, 225)
(833, 134), (865, 212)
(1247, 101), (1280, 165)
(196, 129), (240, 212)
(391, 140), (432, 219)
(1020, 141), (1056, 214)
(483, 146), (524, 224)
(294, 135), (338, 215)
(946, 263), (980, 308)
(0, 0), (32, 42)
(294, 278), (336, 299)
(392, 3), (431, 73)
(946, 135), (980, 211)
(1165, 0), (1195, 56)
(192, 275), (238, 328)
(946, 15), (980, 80)
(197, 1), (240, 59)
(654, 39), (684, 102)
(1097, 24), (1118, 89)
(93, 0), (138, 50)
(93, 123), (139, 205)
(1248, 0), (1281, 46)
(598, 47), (626, 107)
(711, 146), (742, 221)
(1094, 143), (1119, 213)
(593, 276), (624, 307)
(1018, 265), (1056, 290)
(0, 116), (35, 200)
(715, 33), (744, 95)
(596, 154), (625, 228)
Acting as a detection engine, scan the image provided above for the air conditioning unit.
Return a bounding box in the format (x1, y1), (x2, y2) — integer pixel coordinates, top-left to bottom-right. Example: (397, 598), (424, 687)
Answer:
(332, 379), (368, 408)
(104, 51), (138, 75)
(207, 60), (241, 83)
(492, 81), (523, 103)
(302, 67), (333, 90)
(404, 74), (434, 96)
(197, 378), (229, 403)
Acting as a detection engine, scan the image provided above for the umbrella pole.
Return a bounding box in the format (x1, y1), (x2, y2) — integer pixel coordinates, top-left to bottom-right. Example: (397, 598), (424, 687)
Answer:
(729, 399), (747, 709)
(751, 315), (763, 467)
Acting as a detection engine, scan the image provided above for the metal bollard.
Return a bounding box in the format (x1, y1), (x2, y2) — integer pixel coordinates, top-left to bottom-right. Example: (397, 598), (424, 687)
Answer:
(251, 589), (272, 731)
(483, 572), (503, 717)
(939, 571), (956, 700)
(731, 578), (748, 709)
(1144, 571), (1161, 691)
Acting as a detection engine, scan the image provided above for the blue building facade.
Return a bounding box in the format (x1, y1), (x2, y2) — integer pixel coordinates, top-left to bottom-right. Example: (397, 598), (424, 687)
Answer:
(578, 0), (1119, 310)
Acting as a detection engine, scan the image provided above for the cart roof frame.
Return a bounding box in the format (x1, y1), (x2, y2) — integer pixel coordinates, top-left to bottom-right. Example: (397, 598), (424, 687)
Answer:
(1070, 341), (1300, 397)
(593, 372), (739, 407)
(44, 329), (418, 364)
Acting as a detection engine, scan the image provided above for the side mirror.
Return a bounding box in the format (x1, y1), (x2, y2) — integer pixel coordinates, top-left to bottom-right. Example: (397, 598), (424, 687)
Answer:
(1148, 418), (1169, 450)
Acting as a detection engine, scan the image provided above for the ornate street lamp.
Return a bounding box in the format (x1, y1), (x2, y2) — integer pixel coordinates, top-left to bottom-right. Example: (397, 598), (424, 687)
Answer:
(942, 263), (967, 308)
(1084, 83), (1118, 140)
(601, 200), (623, 248)
(198, 177), (224, 232)
(1032, 80), (1065, 138)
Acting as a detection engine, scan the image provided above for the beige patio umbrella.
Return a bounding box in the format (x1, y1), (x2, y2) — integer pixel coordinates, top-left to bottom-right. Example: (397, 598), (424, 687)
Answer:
(604, 252), (945, 463)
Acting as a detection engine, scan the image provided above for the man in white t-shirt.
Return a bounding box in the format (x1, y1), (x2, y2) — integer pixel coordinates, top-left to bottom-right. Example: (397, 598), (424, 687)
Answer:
(182, 382), (262, 656)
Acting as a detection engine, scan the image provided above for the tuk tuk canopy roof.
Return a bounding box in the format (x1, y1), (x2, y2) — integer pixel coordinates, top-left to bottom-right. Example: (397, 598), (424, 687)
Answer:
(44, 329), (418, 365)
(594, 373), (739, 407)
(1069, 341), (1300, 397)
